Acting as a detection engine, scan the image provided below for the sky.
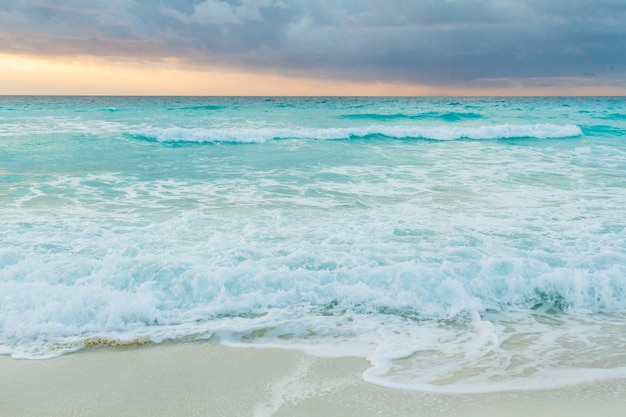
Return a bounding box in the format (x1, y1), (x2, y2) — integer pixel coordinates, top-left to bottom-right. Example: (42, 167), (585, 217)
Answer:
(1, 0), (626, 95)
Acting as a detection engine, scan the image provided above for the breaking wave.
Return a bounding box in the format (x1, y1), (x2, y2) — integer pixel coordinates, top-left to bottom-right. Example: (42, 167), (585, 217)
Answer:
(139, 124), (583, 144)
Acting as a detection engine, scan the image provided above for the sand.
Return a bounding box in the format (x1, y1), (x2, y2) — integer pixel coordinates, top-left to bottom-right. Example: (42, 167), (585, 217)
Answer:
(2, 343), (626, 417)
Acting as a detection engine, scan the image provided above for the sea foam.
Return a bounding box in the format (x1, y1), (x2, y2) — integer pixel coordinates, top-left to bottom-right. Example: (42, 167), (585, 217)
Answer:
(142, 124), (582, 143)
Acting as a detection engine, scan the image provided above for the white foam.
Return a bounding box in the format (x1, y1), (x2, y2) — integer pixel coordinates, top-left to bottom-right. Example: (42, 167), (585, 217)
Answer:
(0, 118), (137, 137)
(0, 112), (582, 143)
(142, 124), (583, 143)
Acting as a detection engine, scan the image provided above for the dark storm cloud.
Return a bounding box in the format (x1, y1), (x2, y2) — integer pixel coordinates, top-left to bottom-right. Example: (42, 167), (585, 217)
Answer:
(1, 0), (625, 86)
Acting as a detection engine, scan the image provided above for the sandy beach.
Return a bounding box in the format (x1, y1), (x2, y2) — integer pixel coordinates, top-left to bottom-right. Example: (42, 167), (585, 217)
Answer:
(2, 343), (625, 417)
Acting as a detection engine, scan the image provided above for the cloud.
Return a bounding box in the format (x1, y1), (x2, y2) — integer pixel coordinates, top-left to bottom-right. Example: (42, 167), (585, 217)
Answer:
(171, 0), (278, 24)
(1, 0), (625, 87)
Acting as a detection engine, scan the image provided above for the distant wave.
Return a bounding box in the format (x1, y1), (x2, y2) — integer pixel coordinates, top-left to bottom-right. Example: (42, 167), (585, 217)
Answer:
(582, 124), (626, 137)
(170, 105), (225, 111)
(138, 124), (583, 144)
(341, 111), (484, 122)
(598, 113), (626, 121)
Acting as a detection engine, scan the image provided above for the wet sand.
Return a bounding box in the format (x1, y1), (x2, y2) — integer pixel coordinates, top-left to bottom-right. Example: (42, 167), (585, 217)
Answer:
(1, 343), (625, 417)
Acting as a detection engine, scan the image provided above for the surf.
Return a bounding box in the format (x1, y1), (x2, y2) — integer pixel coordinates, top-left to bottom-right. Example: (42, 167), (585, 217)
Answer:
(137, 123), (583, 144)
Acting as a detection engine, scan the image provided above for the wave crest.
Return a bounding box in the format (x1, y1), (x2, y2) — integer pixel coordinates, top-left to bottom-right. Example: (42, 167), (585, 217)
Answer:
(140, 124), (583, 144)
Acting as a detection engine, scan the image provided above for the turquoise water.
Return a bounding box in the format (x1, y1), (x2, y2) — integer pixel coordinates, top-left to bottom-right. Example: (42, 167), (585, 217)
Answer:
(1, 96), (626, 391)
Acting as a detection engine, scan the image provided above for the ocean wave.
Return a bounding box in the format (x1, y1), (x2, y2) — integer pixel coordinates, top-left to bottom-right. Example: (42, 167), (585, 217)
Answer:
(170, 104), (226, 111)
(598, 113), (626, 121)
(139, 124), (583, 143)
(340, 111), (484, 122)
(582, 124), (626, 137)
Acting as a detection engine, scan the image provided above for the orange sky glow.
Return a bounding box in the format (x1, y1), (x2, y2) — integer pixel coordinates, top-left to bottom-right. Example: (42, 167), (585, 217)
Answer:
(2, 54), (625, 96)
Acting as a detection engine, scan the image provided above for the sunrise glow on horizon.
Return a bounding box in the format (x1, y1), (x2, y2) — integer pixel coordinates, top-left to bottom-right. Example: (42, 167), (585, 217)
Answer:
(2, 53), (626, 96)
(0, 53), (433, 96)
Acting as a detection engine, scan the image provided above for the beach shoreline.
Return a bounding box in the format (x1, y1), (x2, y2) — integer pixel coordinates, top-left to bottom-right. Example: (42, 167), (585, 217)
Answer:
(2, 342), (626, 417)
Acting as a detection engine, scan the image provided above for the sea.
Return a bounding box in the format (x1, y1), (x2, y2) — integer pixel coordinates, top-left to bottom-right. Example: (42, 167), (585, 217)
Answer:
(1, 96), (625, 393)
